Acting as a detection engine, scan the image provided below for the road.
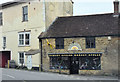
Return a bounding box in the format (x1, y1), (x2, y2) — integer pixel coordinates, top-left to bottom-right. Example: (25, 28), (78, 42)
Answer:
(0, 68), (118, 81)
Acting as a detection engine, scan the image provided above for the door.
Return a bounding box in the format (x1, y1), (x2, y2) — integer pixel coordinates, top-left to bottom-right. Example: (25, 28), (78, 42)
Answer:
(1, 51), (11, 68)
(70, 57), (79, 74)
(27, 55), (32, 70)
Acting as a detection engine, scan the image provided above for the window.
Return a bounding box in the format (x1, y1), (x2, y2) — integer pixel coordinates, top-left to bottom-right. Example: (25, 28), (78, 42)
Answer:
(3, 37), (6, 48)
(23, 6), (28, 21)
(86, 37), (95, 48)
(55, 38), (64, 49)
(18, 52), (25, 64)
(0, 12), (3, 25)
(18, 32), (30, 46)
(79, 56), (101, 70)
(50, 57), (69, 69)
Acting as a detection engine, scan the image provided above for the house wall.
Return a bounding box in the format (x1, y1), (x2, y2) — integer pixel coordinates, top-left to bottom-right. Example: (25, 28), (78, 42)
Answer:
(45, 0), (73, 30)
(41, 36), (119, 75)
(1, 0), (73, 67)
(2, 1), (45, 67)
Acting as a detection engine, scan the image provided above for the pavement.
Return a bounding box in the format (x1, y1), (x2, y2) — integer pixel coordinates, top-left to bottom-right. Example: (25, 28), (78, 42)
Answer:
(0, 68), (119, 81)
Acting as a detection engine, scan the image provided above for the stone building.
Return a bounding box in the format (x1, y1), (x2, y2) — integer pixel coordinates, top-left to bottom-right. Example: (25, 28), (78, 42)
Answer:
(0, 0), (73, 68)
(38, 13), (120, 75)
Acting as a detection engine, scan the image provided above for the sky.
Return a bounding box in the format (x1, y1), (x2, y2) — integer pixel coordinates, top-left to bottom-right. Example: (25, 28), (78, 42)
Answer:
(0, 0), (115, 16)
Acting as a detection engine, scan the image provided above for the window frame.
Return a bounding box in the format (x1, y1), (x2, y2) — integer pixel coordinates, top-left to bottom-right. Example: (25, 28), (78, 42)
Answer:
(79, 56), (101, 70)
(18, 52), (25, 65)
(3, 36), (6, 48)
(86, 37), (96, 48)
(49, 56), (69, 70)
(18, 32), (30, 46)
(0, 12), (3, 26)
(55, 38), (64, 49)
(22, 6), (28, 22)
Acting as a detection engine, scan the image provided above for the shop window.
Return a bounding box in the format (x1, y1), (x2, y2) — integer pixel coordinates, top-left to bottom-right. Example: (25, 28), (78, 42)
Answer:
(86, 37), (95, 48)
(61, 57), (69, 69)
(55, 38), (64, 49)
(79, 56), (101, 70)
(50, 57), (69, 69)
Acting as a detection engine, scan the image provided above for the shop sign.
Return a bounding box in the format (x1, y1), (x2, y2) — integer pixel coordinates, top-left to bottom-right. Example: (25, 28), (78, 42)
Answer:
(68, 43), (82, 51)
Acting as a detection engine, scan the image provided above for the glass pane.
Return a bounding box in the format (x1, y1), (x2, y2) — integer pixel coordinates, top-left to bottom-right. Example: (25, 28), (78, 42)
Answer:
(25, 34), (29, 39)
(19, 40), (24, 45)
(79, 56), (101, 70)
(25, 40), (29, 45)
(19, 34), (24, 39)
(23, 6), (28, 14)
(25, 15), (28, 20)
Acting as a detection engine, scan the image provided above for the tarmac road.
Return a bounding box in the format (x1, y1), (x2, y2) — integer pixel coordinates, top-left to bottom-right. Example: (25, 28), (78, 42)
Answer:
(0, 68), (119, 81)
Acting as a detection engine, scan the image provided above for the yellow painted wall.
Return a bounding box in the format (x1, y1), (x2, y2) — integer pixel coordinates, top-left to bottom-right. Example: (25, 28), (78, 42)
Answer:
(2, 1), (45, 67)
(1, 0), (73, 67)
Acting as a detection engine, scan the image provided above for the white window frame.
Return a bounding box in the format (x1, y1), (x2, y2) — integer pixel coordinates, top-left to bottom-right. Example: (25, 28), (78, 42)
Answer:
(18, 32), (30, 46)
(18, 52), (25, 65)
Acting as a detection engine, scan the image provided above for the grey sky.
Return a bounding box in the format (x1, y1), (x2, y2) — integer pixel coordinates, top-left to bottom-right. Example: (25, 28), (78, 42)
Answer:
(0, 0), (115, 16)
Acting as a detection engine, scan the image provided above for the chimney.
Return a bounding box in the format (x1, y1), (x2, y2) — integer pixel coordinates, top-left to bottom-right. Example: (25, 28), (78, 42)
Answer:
(114, 0), (119, 14)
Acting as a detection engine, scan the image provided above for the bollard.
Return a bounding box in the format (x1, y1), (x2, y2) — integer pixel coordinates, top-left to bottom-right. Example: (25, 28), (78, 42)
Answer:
(8, 60), (10, 68)
(39, 64), (41, 72)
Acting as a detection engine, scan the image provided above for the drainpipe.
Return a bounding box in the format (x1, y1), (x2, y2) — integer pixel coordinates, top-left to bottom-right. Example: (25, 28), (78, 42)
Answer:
(39, 39), (43, 72)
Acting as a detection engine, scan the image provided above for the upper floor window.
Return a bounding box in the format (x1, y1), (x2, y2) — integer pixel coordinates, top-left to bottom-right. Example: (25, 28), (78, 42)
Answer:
(0, 12), (3, 26)
(22, 6), (28, 21)
(18, 32), (30, 46)
(86, 37), (95, 48)
(55, 38), (64, 49)
(3, 37), (6, 49)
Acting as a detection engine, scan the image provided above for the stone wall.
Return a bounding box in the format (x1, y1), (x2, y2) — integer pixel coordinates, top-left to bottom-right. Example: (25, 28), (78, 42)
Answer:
(41, 36), (119, 76)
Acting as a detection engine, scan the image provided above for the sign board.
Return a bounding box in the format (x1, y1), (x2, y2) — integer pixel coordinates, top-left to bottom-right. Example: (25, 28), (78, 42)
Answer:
(68, 43), (82, 51)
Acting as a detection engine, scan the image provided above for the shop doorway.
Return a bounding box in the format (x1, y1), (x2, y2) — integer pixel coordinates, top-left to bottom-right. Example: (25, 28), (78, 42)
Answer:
(70, 57), (79, 74)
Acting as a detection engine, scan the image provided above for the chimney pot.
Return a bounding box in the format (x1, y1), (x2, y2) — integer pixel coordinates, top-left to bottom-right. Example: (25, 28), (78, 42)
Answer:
(114, 0), (119, 13)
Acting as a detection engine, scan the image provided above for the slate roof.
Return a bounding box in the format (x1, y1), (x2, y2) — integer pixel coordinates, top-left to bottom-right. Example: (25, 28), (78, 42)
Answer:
(0, 0), (32, 9)
(39, 13), (120, 39)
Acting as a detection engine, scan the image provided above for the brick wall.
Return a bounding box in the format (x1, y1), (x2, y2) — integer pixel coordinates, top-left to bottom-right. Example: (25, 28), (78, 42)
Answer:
(41, 36), (119, 76)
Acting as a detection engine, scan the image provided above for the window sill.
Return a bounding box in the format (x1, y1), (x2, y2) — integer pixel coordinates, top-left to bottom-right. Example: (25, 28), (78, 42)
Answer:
(22, 20), (28, 22)
(18, 45), (30, 47)
(55, 48), (64, 49)
(86, 47), (96, 49)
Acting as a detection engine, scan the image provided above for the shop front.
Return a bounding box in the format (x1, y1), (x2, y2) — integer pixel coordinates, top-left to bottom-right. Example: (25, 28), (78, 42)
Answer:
(49, 53), (102, 74)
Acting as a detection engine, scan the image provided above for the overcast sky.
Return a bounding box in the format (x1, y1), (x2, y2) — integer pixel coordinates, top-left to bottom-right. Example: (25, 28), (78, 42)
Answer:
(0, 0), (115, 16)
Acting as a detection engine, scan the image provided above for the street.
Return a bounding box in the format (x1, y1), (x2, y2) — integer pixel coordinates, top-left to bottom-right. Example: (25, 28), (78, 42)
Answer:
(0, 68), (118, 81)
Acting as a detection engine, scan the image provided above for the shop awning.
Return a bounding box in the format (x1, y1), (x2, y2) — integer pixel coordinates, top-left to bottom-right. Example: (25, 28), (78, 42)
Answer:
(48, 53), (102, 57)
(25, 49), (40, 55)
